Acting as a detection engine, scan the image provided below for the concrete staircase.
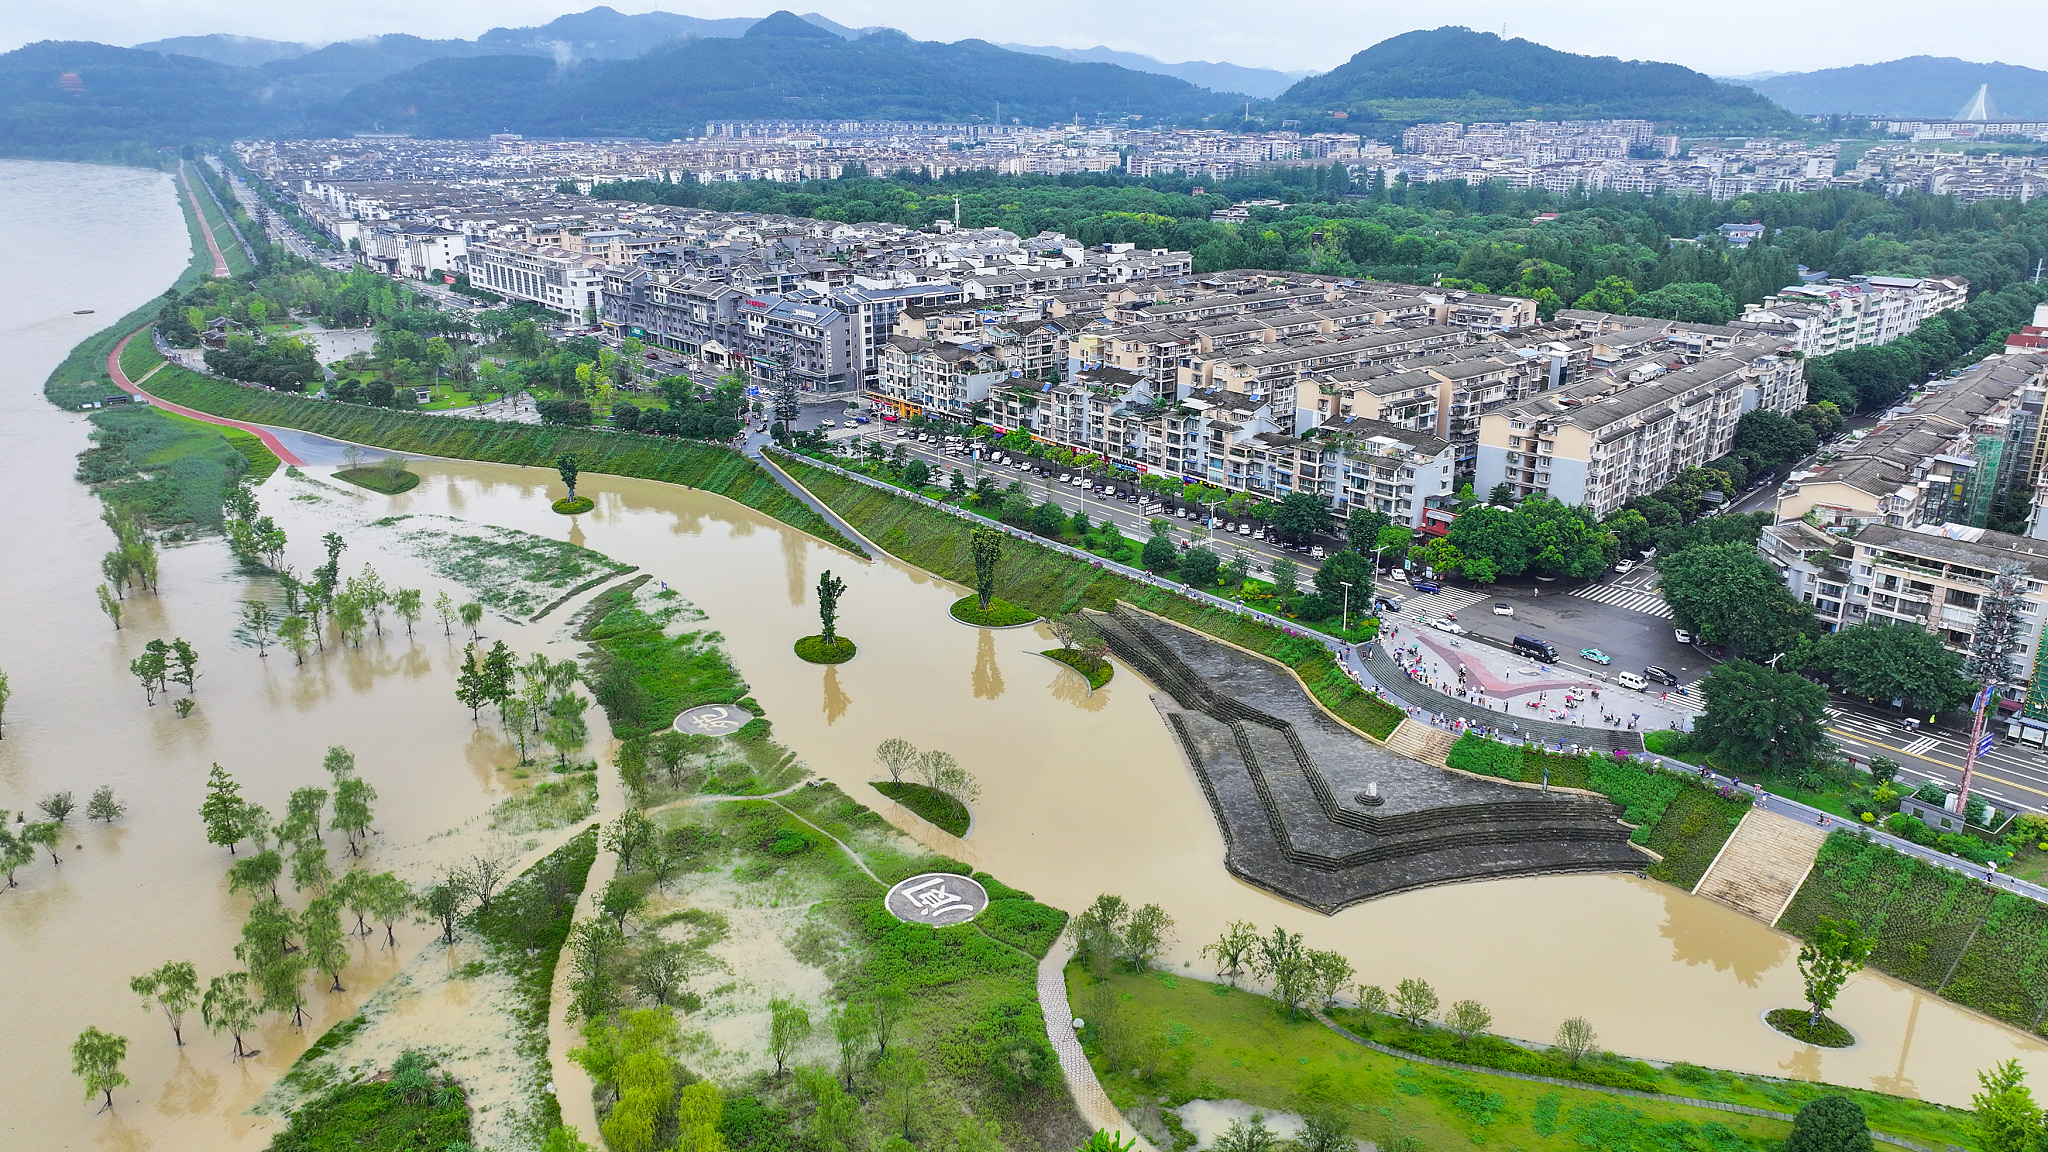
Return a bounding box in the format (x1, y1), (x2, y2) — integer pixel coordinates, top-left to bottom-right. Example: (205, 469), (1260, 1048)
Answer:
(1383, 721), (1458, 767)
(1692, 809), (1830, 924)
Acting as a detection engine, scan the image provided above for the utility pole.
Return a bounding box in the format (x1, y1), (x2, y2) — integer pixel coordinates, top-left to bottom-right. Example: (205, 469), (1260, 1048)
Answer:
(1958, 564), (2028, 820)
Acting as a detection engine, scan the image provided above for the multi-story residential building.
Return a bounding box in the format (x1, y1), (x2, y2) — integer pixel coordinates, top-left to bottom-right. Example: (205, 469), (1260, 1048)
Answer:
(1316, 420), (1458, 526)
(1775, 352), (2048, 534)
(1735, 275), (1969, 357)
(740, 294), (854, 393)
(1758, 520), (2048, 716)
(359, 222), (468, 280)
(1472, 338), (1804, 517)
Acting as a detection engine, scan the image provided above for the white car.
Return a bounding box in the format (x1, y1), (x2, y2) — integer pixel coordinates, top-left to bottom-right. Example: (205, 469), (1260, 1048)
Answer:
(1674, 628), (1694, 644)
(820, 420), (836, 428)
(1492, 603), (1514, 616)
(1058, 474), (1071, 484)
(1386, 569), (1408, 583)
(1427, 618), (1467, 635)
(1614, 559), (1636, 574)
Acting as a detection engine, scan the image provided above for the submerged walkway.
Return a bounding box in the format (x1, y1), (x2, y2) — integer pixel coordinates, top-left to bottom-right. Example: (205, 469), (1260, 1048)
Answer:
(106, 329), (304, 466)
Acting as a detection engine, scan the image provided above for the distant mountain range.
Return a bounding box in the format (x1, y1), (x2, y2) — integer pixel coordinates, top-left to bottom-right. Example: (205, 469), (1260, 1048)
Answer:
(999, 44), (1310, 99)
(1738, 57), (2048, 119)
(2, 12), (1815, 157)
(1278, 27), (1797, 129)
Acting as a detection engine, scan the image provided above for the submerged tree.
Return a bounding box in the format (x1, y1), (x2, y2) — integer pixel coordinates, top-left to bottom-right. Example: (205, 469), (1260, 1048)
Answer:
(968, 525), (1003, 611)
(201, 972), (260, 1060)
(130, 961), (200, 1046)
(70, 1027), (130, 1111)
(1798, 917), (1873, 1028)
(815, 569), (847, 647)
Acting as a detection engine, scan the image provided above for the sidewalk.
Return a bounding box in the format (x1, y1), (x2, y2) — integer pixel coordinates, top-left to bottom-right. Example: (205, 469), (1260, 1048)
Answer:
(1380, 622), (1698, 735)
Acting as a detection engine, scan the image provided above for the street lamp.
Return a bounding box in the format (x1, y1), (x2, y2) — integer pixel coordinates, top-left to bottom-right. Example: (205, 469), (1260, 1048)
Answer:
(1340, 581), (1353, 633)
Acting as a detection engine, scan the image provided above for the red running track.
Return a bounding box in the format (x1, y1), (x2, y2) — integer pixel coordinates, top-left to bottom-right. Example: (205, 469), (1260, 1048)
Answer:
(107, 329), (303, 467)
(179, 161), (230, 278)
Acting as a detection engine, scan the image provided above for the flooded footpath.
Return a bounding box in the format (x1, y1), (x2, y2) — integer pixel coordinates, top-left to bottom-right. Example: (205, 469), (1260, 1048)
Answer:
(0, 161), (2038, 1152)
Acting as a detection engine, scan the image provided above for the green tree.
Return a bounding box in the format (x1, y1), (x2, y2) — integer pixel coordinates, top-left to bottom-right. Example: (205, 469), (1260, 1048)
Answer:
(1784, 1095), (1875, 1152)
(1573, 275), (1638, 313)
(1272, 491), (1331, 542)
(1658, 543), (1814, 660)
(1798, 917), (1873, 1028)
(815, 569), (847, 646)
(832, 1001), (872, 1089)
(1141, 533), (1178, 571)
(1697, 661), (1831, 772)
(277, 615), (310, 665)
(558, 452), (581, 499)
(1180, 546), (1220, 587)
(1346, 509), (1392, 551)
(1446, 999), (1493, 1044)
(1972, 1060), (2044, 1152)
(1734, 408), (1819, 468)
(201, 764), (247, 855)
(71, 1027), (130, 1111)
(130, 961), (199, 1046)
(303, 897), (352, 992)
(1270, 556), (1299, 596)
(97, 584), (121, 631)
(876, 1047), (929, 1139)
(86, 786), (125, 823)
(393, 588), (423, 635)
(201, 971), (260, 1060)
(1630, 281), (1739, 325)
(1803, 624), (1971, 714)
(1312, 549), (1372, 605)
(969, 525), (1003, 611)
(1122, 903), (1176, 971)
(1553, 1017), (1597, 1066)
(1393, 978), (1438, 1025)
(768, 995), (813, 1078)
(796, 1065), (861, 1152)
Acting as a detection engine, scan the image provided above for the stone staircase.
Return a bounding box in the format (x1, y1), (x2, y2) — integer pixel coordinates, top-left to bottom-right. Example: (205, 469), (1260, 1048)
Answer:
(1383, 721), (1458, 767)
(1692, 809), (1830, 925)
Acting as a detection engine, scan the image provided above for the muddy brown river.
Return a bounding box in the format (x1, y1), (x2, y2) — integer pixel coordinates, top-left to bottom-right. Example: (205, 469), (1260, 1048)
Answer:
(0, 162), (2038, 1151)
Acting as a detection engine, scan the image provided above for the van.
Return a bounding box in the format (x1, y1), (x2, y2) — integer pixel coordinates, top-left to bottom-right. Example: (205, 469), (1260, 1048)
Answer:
(1512, 635), (1559, 661)
(1616, 671), (1649, 692)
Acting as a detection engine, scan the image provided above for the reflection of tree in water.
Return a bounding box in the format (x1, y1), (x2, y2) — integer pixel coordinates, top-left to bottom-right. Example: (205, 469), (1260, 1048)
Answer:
(566, 519), (587, 550)
(155, 1052), (219, 1116)
(782, 530), (808, 607)
(1657, 882), (1789, 987)
(821, 665), (851, 724)
(465, 724), (515, 788)
(1866, 990), (1921, 1099)
(1046, 658), (1109, 713)
(972, 628), (1004, 699)
(1777, 1040), (1823, 1082)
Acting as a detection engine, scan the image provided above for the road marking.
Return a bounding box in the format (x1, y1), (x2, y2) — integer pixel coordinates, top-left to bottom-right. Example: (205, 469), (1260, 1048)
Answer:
(1567, 583), (1673, 618)
(1825, 727), (2048, 803)
(1903, 735), (1940, 756)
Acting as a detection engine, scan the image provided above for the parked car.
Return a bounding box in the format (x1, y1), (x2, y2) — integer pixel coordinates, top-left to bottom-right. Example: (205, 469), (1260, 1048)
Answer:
(1375, 596), (1401, 612)
(1614, 559), (1635, 574)
(1580, 648), (1612, 665)
(1643, 666), (1680, 686)
(1674, 628), (1694, 644)
(819, 419), (836, 428)
(1412, 581), (1442, 594)
(1491, 603), (1514, 617)
(1385, 568), (1407, 583)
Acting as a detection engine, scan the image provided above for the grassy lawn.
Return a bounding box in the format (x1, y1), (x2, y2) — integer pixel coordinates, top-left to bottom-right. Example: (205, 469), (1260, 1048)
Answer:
(1072, 968), (1982, 1152)
(75, 405), (260, 527)
(1042, 647), (1114, 689)
(334, 466), (421, 495)
(119, 333), (165, 380)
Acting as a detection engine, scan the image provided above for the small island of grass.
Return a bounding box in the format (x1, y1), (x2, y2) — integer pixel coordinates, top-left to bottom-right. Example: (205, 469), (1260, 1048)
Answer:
(1042, 647), (1113, 689)
(552, 495), (595, 515)
(949, 595), (1037, 627)
(794, 634), (857, 664)
(335, 465), (421, 495)
(1765, 1009), (1854, 1048)
(871, 781), (970, 836)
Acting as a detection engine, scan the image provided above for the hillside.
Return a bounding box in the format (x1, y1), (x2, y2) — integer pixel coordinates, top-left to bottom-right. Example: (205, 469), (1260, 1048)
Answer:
(1280, 27), (1796, 128)
(1000, 43), (1308, 99)
(131, 33), (310, 67)
(1744, 57), (2048, 119)
(311, 12), (1235, 137)
(0, 40), (290, 156)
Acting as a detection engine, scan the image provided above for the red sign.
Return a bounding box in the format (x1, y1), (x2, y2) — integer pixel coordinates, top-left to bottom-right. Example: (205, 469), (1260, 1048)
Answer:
(444, 275), (456, 284)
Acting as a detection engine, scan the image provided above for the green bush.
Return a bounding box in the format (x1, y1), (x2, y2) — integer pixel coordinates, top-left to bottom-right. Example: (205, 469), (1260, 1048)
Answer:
(974, 898), (1069, 958)
(794, 634), (858, 663)
(949, 595), (1038, 626)
(872, 781), (970, 836)
(1042, 647), (1114, 688)
(1334, 1011), (1660, 1092)
(265, 1067), (471, 1152)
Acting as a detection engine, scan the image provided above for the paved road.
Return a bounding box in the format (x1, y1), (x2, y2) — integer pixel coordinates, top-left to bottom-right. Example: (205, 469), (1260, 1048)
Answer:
(1825, 705), (2047, 817)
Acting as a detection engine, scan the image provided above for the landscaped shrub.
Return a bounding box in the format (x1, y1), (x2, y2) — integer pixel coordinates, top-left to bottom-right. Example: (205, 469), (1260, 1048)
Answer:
(1334, 1011), (1661, 1091)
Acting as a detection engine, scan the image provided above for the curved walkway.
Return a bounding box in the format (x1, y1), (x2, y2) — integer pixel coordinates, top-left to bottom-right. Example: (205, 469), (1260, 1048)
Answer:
(1039, 948), (1158, 1151)
(107, 328), (304, 466)
(1310, 1009), (1930, 1151)
(178, 162), (230, 278)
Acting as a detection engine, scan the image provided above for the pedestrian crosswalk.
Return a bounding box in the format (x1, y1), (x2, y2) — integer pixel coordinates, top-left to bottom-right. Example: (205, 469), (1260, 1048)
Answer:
(1385, 587), (1485, 620)
(1903, 735), (1942, 756)
(1568, 582), (1673, 618)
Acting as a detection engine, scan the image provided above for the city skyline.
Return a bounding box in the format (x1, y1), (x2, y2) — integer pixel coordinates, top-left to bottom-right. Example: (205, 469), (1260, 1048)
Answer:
(9, 0), (2048, 83)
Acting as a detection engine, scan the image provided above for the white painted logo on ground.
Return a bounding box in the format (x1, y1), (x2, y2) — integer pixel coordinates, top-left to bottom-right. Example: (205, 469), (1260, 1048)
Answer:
(885, 872), (990, 925)
(673, 704), (754, 736)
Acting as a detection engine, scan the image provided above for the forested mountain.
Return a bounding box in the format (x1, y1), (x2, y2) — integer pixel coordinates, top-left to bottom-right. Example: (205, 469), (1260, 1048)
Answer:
(131, 33), (310, 67)
(309, 13), (1235, 138)
(1280, 27), (1797, 128)
(1743, 57), (2048, 119)
(0, 40), (291, 156)
(1000, 43), (1308, 99)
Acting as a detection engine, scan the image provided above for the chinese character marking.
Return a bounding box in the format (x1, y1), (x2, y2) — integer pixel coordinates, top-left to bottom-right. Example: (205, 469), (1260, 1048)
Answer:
(900, 876), (969, 920)
(687, 706), (742, 732)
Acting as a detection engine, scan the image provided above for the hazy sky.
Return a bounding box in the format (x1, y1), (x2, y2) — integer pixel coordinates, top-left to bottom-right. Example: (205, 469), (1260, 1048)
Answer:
(10, 0), (2045, 76)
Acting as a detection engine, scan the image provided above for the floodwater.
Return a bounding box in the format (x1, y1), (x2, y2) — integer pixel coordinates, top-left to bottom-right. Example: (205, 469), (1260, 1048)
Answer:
(0, 160), (2037, 1152)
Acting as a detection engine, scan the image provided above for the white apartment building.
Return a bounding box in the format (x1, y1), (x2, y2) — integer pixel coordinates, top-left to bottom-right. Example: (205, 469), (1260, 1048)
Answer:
(1473, 340), (1804, 517)
(467, 240), (608, 321)
(1736, 275), (1969, 358)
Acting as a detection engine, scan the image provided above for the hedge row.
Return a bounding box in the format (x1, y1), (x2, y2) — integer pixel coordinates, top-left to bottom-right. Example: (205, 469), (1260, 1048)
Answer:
(136, 367), (865, 555)
(1442, 734), (1747, 889)
(781, 459), (1405, 738)
(1781, 830), (2048, 1034)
